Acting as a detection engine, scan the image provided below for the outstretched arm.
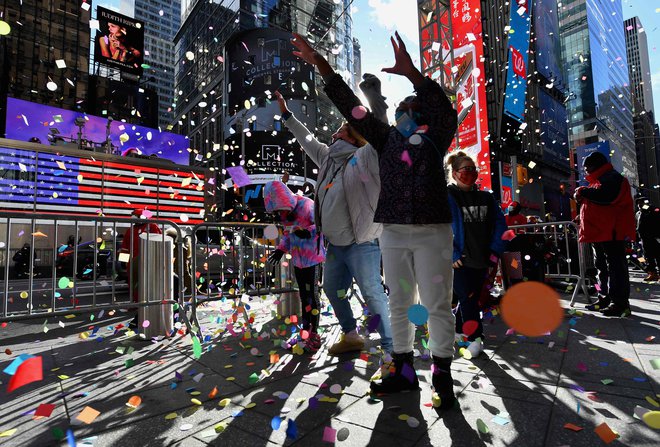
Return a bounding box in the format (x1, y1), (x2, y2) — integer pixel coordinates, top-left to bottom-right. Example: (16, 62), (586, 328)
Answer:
(359, 73), (389, 124)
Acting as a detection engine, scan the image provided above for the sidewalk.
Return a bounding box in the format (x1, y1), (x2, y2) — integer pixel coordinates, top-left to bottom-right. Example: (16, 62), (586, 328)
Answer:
(0, 272), (658, 446)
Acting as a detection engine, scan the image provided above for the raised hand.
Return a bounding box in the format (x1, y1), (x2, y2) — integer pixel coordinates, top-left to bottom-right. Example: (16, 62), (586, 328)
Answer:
(291, 33), (333, 76)
(274, 91), (289, 115)
(381, 32), (416, 77)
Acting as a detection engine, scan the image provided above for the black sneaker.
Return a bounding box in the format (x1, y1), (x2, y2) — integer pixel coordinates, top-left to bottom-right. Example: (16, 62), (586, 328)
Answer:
(586, 295), (610, 311)
(602, 304), (632, 317)
(370, 352), (419, 394)
(431, 356), (456, 411)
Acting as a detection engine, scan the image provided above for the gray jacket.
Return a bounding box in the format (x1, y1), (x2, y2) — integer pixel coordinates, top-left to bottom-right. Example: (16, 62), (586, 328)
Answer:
(283, 115), (382, 244)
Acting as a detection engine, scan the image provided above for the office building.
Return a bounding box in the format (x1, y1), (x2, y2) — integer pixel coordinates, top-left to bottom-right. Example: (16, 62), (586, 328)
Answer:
(624, 17), (654, 115)
(120, 0), (181, 127)
(0, 0), (91, 135)
(559, 0), (636, 184)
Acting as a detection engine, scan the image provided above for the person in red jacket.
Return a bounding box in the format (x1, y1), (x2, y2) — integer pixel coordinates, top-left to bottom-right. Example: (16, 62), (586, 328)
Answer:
(505, 201), (528, 230)
(574, 152), (636, 317)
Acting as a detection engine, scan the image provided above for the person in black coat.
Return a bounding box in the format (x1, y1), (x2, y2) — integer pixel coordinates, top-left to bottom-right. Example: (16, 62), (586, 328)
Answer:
(635, 196), (660, 282)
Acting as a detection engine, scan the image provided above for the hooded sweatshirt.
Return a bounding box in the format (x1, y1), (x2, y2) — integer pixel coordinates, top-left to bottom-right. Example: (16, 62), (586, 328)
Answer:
(263, 181), (326, 268)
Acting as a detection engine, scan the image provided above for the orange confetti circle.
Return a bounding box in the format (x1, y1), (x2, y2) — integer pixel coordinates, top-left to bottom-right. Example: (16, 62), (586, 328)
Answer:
(500, 282), (563, 337)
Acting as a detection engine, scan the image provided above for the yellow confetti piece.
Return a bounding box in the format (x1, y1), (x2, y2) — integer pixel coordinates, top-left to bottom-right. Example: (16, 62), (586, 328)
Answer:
(226, 377), (235, 381)
(432, 393), (442, 408)
(643, 411), (660, 429)
(19, 291), (28, 299)
(646, 396), (660, 408)
(190, 391), (201, 396)
(79, 332), (89, 340)
(77, 174), (83, 182)
(57, 375), (69, 380)
(165, 413), (178, 420)
(0, 429), (17, 437)
(214, 423), (226, 433)
(398, 414), (410, 421)
(64, 314), (77, 319)
(245, 403), (257, 409)
(224, 364), (233, 369)
(191, 398), (202, 406)
(219, 398), (231, 407)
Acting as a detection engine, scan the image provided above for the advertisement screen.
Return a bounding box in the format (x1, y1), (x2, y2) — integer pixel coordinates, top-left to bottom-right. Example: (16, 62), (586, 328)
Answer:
(94, 6), (144, 74)
(224, 28), (316, 116)
(503, 0), (532, 123)
(539, 90), (569, 169)
(444, 0), (492, 190)
(5, 97), (190, 165)
(534, 0), (563, 84)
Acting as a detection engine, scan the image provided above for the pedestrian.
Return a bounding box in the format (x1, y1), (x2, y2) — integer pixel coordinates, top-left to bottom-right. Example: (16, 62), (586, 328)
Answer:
(446, 151), (507, 358)
(505, 201), (527, 228)
(635, 196), (660, 282)
(291, 31), (458, 409)
(120, 208), (162, 305)
(264, 180), (326, 353)
(275, 77), (393, 356)
(575, 152), (636, 316)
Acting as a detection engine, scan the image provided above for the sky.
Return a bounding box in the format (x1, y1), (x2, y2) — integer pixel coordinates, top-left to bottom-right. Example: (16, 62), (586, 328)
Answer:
(352, 0), (660, 120)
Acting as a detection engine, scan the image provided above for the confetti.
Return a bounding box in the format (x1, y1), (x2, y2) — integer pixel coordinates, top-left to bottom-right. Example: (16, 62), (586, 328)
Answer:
(594, 422), (617, 444)
(500, 282), (562, 337)
(407, 304), (428, 325)
(75, 406), (100, 424)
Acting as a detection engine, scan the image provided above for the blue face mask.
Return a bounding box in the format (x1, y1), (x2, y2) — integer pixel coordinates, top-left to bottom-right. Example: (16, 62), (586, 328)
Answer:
(395, 109), (422, 138)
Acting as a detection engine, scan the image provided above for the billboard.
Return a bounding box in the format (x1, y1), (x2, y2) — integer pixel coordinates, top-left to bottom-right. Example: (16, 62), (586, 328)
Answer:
(534, 0), (563, 84)
(5, 97), (190, 165)
(503, 0), (532, 123)
(539, 90), (569, 169)
(94, 6), (144, 74)
(444, 0), (492, 190)
(224, 28), (316, 116)
(575, 141), (623, 185)
(0, 147), (206, 224)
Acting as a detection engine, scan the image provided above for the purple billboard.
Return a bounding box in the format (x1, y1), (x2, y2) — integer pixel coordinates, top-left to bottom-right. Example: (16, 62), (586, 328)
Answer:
(5, 97), (190, 165)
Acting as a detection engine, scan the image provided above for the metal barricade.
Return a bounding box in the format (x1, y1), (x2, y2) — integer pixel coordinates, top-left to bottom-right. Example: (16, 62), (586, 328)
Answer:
(506, 221), (592, 306)
(0, 212), (193, 334)
(189, 222), (297, 325)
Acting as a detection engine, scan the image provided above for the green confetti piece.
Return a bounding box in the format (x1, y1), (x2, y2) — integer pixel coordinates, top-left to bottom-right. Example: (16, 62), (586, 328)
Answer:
(58, 277), (70, 289)
(125, 358), (134, 368)
(477, 418), (489, 434)
(601, 379), (613, 385)
(248, 372), (259, 384)
(398, 278), (412, 294)
(192, 336), (202, 359)
(650, 358), (660, 370)
(51, 427), (65, 440)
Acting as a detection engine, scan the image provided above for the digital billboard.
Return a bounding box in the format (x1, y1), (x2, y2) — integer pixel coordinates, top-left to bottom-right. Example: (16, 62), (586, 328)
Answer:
(503, 0), (532, 123)
(94, 6), (144, 75)
(445, 0), (492, 190)
(5, 97), (190, 165)
(224, 28), (316, 117)
(534, 0), (563, 84)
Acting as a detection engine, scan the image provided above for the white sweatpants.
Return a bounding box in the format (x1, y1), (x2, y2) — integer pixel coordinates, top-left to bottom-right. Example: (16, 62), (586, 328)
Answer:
(380, 224), (455, 358)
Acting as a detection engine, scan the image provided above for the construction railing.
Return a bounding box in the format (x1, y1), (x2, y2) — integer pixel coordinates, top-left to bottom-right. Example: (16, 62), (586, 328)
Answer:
(505, 220), (594, 306)
(0, 212), (193, 332)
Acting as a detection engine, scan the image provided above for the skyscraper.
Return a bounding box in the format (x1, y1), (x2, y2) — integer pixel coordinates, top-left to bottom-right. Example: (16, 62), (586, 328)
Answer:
(0, 0), (91, 135)
(559, 0), (636, 184)
(624, 16), (658, 204)
(120, 0), (181, 127)
(624, 17), (654, 115)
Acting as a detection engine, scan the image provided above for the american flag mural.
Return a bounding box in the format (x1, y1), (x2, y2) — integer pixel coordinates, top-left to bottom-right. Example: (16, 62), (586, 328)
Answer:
(0, 147), (208, 224)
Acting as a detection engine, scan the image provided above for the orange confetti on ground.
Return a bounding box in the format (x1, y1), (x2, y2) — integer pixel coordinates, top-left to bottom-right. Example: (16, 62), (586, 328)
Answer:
(594, 422), (617, 444)
(126, 396), (142, 408)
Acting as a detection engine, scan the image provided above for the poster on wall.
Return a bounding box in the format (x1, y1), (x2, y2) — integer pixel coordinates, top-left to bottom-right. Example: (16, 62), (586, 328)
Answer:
(442, 0), (492, 190)
(94, 6), (144, 74)
(5, 97), (190, 165)
(503, 0), (532, 123)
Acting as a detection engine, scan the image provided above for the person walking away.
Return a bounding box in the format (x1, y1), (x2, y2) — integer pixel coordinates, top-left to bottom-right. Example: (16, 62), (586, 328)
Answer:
(635, 196), (660, 282)
(291, 31), (458, 409)
(575, 152), (636, 316)
(446, 152), (507, 358)
(275, 77), (393, 355)
(264, 180), (326, 353)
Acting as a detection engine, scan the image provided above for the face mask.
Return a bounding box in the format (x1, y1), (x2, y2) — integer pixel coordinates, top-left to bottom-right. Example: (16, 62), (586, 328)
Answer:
(456, 170), (478, 187)
(508, 206), (515, 213)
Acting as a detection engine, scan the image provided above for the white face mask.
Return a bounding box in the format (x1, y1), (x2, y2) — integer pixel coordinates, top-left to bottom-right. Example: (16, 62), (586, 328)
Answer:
(508, 206), (515, 213)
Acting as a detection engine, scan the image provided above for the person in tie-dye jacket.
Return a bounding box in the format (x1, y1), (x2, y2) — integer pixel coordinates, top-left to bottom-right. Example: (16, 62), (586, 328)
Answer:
(264, 180), (326, 352)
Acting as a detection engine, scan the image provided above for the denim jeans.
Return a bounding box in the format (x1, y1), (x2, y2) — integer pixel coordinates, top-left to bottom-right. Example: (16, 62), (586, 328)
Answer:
(323, 241), (393, 352)
(453, 266), (487, 341)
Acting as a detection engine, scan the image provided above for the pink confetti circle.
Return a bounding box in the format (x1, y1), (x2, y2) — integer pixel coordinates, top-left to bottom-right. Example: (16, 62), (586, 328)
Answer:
(142, 320), (150, 328)
(351, 106), (367, 119)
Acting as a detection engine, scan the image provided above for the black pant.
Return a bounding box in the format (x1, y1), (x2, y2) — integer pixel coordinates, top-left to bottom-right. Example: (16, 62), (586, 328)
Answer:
(592, 241), (630, 307)
(641, 237), (660, 274)
(453, 266), (488, 341)
(294, 264), (321, 332)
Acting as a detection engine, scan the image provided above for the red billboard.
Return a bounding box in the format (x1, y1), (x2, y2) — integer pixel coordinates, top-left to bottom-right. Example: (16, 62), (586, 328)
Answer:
(442, 0), (491, 189)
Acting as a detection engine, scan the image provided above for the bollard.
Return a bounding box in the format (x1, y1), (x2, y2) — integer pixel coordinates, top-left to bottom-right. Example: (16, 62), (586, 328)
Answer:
(138, 232), (174, 338)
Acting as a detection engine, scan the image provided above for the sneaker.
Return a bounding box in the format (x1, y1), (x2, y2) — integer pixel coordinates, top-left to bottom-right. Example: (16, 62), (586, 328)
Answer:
(643, 272), (659, 282)
(431, 356), (456, 410)
(304, 332), (322, 353)
(328, 332), (364, 355)
(466, 339), (483, 359)
(370, 351), (419, 394)
(586, 295), (610, 311)
(602, 304), (632, 317)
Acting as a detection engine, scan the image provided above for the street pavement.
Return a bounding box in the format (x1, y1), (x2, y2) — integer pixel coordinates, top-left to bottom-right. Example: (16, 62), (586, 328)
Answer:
(0, 271), (658, 446)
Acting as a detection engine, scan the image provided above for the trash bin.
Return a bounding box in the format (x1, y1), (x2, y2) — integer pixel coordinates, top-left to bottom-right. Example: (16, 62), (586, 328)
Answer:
(138, 232), (174, 338)
(276, 262), (300, 317)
